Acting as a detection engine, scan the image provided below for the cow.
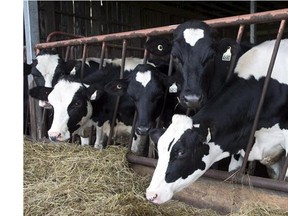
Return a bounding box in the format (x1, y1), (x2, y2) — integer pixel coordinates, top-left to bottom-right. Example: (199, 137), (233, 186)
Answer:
(146, 39), (288, 204)
(30, 48), (147, 107)
(104, 63), (184, 136)
(29, 64), (147, 155)
(30, 49), (106, 107)
(171, 19), (253, 110)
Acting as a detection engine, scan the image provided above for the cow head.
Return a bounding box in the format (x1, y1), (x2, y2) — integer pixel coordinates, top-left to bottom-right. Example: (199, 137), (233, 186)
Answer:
(29, 76), (97, 142)
(171, 20), (218, 109)
(105, 64), (177, 135)
(31, 49), (69, 107)
(146, 114), (229, 204)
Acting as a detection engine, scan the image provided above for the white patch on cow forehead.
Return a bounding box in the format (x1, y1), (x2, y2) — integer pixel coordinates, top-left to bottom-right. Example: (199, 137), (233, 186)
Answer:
(135, 70), (151, 87)
(36, 54), (60, 87)
(48, 80), (82, 106)
(158, 114), (193, 152)
(235, 39), (288, 85)
(183, 28), (204, 47)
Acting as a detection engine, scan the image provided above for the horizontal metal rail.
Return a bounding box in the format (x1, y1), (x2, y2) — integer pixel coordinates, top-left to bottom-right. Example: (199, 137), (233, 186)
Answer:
(126, 154), (288, 193)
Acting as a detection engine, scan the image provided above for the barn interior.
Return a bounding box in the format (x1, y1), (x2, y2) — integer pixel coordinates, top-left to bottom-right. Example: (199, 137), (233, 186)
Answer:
(25, 1), (288, 59)
(22, 1), (288, 215)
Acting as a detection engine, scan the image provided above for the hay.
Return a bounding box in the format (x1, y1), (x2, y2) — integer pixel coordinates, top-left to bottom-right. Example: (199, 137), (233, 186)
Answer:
(24, 140), (217, 216)
(24, 140), (287, 216)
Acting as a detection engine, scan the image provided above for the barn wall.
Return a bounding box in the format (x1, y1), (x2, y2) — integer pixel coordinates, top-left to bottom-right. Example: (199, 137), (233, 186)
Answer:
(37, 1), (288, 60)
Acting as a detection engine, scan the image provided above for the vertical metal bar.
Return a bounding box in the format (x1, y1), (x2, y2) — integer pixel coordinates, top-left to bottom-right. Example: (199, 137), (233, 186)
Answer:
(65, 46), (70, 61)
(107, 39), (127, 145)
(278, 156), (288, 181)
(80, 44), (88, 81)
(156, 55), (173, 129)
(225, 24), (245, 83)
(128, 37), (150, 153)
(99, 42), (106, 70)
(239, 20), (286, 174)
(250, 0), (257, 44)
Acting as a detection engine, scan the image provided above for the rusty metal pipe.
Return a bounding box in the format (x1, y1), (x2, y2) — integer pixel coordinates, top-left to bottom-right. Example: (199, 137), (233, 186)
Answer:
(126, 153), (288, 192)
(107, 39), (128, 145)
(46, 31), (84, 42)
(226, 24), (245, 83)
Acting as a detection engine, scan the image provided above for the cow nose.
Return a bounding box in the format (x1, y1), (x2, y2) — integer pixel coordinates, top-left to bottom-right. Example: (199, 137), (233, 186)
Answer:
(182, 94), (202, 109)
(136, 126), (151, 135)
(49, 132), (61, 141)
(146, 191), (158, 203)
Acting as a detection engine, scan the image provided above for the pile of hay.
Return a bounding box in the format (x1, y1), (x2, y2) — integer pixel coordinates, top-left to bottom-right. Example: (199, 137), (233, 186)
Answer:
(24, 140), (286, 215)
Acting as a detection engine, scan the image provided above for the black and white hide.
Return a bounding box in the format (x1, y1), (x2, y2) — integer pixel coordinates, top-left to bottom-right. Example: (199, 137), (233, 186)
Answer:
(146, 39), (288, 204)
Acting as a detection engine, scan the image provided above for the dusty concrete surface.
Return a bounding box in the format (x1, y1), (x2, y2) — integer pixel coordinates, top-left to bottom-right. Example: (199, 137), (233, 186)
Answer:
(130, 164), (288, 215)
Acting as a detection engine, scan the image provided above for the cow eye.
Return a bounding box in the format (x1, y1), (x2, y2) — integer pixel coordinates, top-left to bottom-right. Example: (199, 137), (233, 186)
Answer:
(73, 100), (82, 107)
(176, 149), (185, 158)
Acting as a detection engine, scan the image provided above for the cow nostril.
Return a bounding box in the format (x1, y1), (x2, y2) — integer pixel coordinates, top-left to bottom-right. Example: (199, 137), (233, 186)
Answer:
(148, 193), (158, 202)
(49, 133), (61, 142)
(136, 126), (150, 135)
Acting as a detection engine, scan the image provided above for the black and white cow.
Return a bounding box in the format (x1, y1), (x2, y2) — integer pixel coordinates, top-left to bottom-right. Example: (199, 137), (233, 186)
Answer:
(29, 64), (147, 154)
(171, 19), (252, 110)
(104, 63), (184, 136)
(146, 39), (288, 204)
(30, 49), (107, 107)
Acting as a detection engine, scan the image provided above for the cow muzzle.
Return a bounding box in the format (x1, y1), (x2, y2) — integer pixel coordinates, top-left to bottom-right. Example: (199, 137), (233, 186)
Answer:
(48, 131), (69, 142)
(136, 126), (151, 135)
(180, 94), (202, 109)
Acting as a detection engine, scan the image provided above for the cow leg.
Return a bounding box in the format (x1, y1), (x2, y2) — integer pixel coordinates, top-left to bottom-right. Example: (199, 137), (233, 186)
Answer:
(80, 137), (90, 146)
(94, 125), (106, 149)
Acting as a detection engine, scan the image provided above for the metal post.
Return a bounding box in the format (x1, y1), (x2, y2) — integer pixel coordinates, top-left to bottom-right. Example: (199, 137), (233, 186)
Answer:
(250, 0), (257, 44)
(24, 1), (42, 141)
(107, 39), (127, 145)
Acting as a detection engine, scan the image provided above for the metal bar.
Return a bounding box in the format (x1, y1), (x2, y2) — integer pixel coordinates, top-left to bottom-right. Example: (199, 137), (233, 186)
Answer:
(239, 19), (286, 174)
(128, 38), (150, 153)
(99, 42), (106, 70)
(278, 156), (288, 181)
(107, 39), (127, 145)
(80, 44), (87, 81)
(64, 46), (70, 61)
(35, 9), (288, 49)
(126, 153), (288, 193)
(156, 55), (174, 129)
(46, 31), (84, 42)
(226, 24), (245, 83)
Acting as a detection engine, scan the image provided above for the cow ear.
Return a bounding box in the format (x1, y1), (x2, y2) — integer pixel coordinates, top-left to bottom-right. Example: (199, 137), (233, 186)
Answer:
(104, 79), (128, 96)
(29, 86), (53, 101)
(149, 128), (166, 145)
(193, 124), (212, 143)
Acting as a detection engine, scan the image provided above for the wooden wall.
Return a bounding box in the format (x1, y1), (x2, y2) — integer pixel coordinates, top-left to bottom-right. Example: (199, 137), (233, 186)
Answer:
(37, 1), (287, 59)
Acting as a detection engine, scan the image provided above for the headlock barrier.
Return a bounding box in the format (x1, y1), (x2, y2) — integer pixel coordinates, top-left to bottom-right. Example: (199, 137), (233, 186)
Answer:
(27, 8), (288, 203)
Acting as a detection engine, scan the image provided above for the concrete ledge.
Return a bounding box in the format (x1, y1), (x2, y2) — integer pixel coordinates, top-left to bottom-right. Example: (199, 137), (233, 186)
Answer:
(130, 164), (288, 214)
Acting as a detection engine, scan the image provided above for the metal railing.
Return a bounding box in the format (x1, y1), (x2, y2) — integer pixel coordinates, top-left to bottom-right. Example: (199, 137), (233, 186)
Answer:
(29, 8), (288, 193)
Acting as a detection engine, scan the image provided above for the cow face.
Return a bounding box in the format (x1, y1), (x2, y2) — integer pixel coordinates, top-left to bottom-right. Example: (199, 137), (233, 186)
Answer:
(105, 64), (175, 135)
(146, 114), (229, 204)
(31, 49), (68, 107)
(171, 20), (218, 109)
(46, 79), (94, 142)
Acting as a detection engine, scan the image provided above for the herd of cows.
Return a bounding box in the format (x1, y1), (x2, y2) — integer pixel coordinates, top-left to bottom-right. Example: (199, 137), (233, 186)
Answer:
(25, 19), (287, 204)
